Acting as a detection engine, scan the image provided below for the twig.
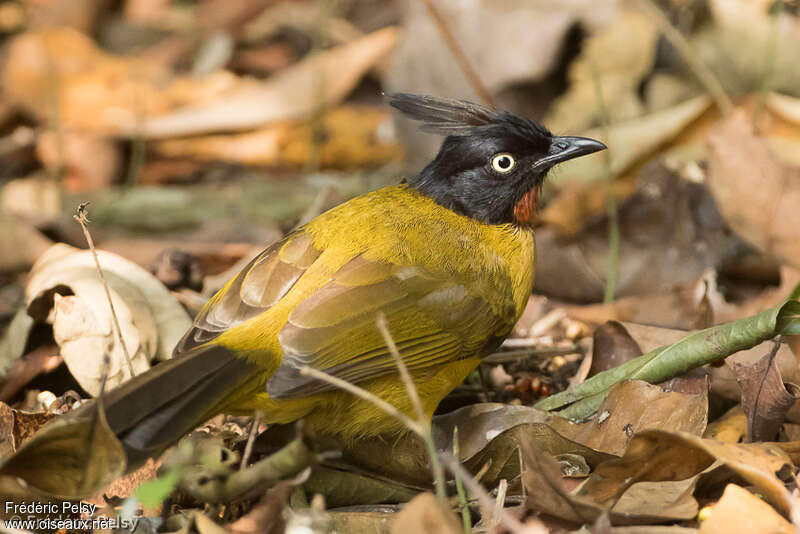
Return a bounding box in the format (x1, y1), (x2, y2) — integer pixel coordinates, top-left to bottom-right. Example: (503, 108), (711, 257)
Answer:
(74, 203), (136, 378)
(439, 452), (527, 533)
(589, 60), (619, 304)
(298, 366), (423, 435)
(376, 313), (447, 500)
(637, 0), (733, 116)
(453, 426), (472, 534)
(490, 479), (508, 532)
(417, 0), (495, 107)
(240, 411), (263, 469)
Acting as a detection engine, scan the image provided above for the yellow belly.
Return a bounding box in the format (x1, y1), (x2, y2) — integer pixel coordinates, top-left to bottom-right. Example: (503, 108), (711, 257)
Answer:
(230, 357), (481, 438)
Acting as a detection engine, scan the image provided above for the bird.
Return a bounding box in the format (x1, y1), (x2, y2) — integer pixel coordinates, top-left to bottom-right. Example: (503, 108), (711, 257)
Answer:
(86, 94), (606, 468)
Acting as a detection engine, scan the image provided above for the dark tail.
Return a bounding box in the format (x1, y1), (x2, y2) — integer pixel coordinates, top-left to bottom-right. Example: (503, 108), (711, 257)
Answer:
(79, 345), (261, 468)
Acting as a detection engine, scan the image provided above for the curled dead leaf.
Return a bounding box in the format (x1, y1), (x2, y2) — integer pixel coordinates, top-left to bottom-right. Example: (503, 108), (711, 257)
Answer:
(24, 243), (191, 396)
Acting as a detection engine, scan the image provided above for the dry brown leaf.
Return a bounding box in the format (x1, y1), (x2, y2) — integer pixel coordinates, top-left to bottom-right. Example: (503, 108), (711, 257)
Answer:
(2, 28), (170, 133)
(535, 162), (742, 303)
(589, 321), (643, 377)
(703, 405), (747, 443)
(386, 0), (617, 167)
(699, 483), (794, 534)
(390, 492), (461, 534)
(152, 106), (401, 169)
(707, 109), (800, 269)
(733, 343), (800, 442)
(578, 430), (796, 518)
(521, 437), (699, 525)
(3, 26), (398, 138)
(550, 380), (708, 456)
(0, 401), (56, 458)
(36, 129), (120, 193)
(226, 480), (296, 534)
(545, 9), (658, 133)
(141, 27), (400, 137)
(539, 178), (637, 238)
(553, 96), (711, 187)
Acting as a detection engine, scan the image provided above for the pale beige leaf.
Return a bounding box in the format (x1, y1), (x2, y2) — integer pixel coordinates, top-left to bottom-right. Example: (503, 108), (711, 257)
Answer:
(140, 27), (400, 138)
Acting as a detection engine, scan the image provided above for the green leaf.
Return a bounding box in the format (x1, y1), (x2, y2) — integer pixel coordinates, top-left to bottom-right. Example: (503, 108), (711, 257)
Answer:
(135, 468), (181, 509)
(536, 296), (800, 421)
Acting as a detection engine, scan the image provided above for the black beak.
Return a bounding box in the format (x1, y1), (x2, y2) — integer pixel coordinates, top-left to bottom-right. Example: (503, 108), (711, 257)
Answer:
(532, 136), (607, 171)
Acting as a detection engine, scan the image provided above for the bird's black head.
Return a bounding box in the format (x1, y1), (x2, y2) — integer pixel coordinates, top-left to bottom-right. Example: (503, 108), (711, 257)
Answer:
(390, 93), (606, 226)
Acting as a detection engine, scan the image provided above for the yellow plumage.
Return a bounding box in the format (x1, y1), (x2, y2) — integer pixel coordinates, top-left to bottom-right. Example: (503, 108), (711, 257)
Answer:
(212, 185), (536, 437)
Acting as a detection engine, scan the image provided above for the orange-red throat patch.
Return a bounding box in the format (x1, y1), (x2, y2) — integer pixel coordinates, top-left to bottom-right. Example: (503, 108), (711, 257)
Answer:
(513, 186), (540, 225)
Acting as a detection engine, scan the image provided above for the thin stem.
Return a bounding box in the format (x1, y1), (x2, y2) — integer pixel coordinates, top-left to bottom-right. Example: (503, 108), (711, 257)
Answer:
(453, 427), (472, 534)
(439, 452), (527, 534)
(298, 366), (423, 435)
(74, 203), (136, 377)
(417, 0), (495, 107)
(638, 0), (733, 116)
(376, 313), (446, 500)
(240, 411), (263, 469)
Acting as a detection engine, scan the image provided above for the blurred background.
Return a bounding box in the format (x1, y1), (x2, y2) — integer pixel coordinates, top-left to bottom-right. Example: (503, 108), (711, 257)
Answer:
(2, 0), (800, 401)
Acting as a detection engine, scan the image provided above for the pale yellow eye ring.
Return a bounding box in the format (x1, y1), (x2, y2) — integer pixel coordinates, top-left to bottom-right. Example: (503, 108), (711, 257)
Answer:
(491, 153), (515, 173)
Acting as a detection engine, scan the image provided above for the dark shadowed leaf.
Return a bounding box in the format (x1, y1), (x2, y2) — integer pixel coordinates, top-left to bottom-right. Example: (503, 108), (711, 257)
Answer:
(0, 400), (126, 498)
(589, 322), (643, 377)
(733, 341), (800, 442)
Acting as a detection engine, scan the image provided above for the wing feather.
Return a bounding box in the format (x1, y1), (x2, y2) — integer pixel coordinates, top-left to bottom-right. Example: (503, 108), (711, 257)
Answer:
(268, 254), (514, 398)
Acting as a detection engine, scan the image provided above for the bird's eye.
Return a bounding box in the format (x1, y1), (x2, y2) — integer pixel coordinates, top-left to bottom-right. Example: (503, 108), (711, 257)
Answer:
(491, 153), (515, 173)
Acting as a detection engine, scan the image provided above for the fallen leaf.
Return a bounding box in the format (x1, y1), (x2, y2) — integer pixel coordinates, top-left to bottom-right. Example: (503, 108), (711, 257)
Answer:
(552, 96), (711, 186)
(0, 399), (126, 498)
(707, 109), (800, 270)
(589, 322), (643, 377)
(227, 479), (298, 534)
(0, 401), (56, 457)
(699, 483), (794, 534)
(549, 380), (708, 456)
(578, 430), (795, 518)
(733, 342), (800, 442)
(151, 105), (401, 169)
(535, 162), (743, 303)
(537, 297), (800, 421)
(141, 27), (400, 137)
(521, 438), (699, 525)
(391, 492), (462, 534)
(544, 9), (658, 133)
(703, 405), (747, 443)
(328, 508), (396, 534)
(35, 129), (120, 193)
(24, 243), (191, 395)
(386, 0), (617, 167)
(694, 0), (800, 97)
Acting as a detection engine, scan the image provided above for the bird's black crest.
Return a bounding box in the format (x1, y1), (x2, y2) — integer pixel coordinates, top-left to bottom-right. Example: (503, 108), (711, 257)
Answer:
(388, 93), (551, 140)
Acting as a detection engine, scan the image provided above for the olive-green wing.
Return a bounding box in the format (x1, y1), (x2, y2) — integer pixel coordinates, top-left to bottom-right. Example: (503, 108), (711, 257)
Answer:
(267, 254), (515, 399)
(174, 231), (321, 354)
